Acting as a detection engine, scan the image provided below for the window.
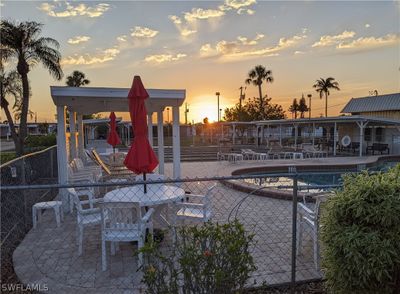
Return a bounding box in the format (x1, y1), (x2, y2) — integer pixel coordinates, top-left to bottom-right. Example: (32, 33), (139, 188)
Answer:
(364, 128), (372, 142)
(375, 127), (384, 142)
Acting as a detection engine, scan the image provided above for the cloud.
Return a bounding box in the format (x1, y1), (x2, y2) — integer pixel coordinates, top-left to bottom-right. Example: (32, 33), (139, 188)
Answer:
(294, 50), (305, 55)
(184, 8), (225, 22)
(116, 35), (127, 42)
(312, 30), (356, 47)
(38, 2), (110, 18)
(144, 53), (187, 64)
(365, 24), (370, 28)
(200, 33), (305, 60)
(224, 0), (257, 10)
(336, 34), (400, 50)
(62, 48), (120, 66)
(67, 36), (90, 45)
(169, 0), (256, 37)
(131, 26), (158, 38)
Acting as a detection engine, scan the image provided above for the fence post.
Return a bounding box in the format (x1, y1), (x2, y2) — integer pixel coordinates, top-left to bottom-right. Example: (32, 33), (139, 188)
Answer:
(21, 157), (28, 231)
(50, 147), (54, 178)
(291, 172), (298, 293)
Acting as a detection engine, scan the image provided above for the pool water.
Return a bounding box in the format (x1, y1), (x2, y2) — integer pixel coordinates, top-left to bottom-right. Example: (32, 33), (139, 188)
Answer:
(244, 161), (399, 192)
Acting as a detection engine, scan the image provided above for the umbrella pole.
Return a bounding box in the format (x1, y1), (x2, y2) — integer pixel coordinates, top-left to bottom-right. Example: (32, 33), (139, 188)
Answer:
(143, 172), (147, 193)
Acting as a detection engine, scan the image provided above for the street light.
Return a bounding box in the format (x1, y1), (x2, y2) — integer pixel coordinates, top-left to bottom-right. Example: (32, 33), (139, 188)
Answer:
(307, 94), (312, 119)
(215, 92), (220, 122)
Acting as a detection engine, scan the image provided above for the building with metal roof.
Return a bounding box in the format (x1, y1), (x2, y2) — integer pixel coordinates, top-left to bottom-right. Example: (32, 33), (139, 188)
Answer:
(341, 92), (400, 120)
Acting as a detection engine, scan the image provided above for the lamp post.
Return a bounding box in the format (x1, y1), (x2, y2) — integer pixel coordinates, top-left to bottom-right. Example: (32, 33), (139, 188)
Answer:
(307, 94), (312, 119)
(166, 107), (170, 137)
(216, 92), (220, 122)
(239, 86), (246, 121)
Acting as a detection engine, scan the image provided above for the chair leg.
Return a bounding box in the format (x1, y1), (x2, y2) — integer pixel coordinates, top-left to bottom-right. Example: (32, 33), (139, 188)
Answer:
(296, 218), (303, 256)
(54, 207), (61, 227)
(111, 242), (116, 255)
(78, 226), (83, 256)
(102, 238), (107, 271)
(32, 207), (37, 229)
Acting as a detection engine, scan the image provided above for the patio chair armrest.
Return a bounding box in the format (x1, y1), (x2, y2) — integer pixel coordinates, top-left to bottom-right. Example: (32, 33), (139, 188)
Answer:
(80, 208), (101, 215)
(298, 203), (314, 216)
(141, 208), (155, 223)
(177, 203), (204, 209)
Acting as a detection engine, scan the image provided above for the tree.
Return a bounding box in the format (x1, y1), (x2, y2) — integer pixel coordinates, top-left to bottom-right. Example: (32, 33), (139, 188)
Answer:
(203, 117), (209, 124)
(313, 77), (340, 117)
(298, 95), (309, 118)
(66, 70), (90, 87)
(1, 20), (63, 155)
(0, 68), (22, 146)
(245, 65), (273, 119)
(224, 96), (285, 122)
(288, 98), (299, 119)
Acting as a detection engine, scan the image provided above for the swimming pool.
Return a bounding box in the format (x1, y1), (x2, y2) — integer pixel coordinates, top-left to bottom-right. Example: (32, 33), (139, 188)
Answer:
(234, 159), (400, 196)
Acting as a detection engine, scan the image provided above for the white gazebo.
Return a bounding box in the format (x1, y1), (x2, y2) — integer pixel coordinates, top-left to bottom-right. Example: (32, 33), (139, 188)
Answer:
(51, 86), (186, 189)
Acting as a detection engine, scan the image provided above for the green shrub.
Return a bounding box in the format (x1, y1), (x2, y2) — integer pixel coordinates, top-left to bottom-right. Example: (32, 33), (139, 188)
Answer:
(0, 152), (16, 164)
(320, 165), (400, 293)
(141, 220), (256, 294)
(25, 134), (56, 148)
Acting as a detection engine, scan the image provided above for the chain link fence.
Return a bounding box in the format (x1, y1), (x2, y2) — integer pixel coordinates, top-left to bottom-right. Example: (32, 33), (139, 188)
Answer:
(0, 146), (58, 290)
(1, 162), (347, 293)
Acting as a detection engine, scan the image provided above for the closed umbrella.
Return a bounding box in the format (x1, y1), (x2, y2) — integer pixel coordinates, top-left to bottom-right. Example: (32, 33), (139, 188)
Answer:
(124, 76), (158, 192)
(106, 111), (121, 153)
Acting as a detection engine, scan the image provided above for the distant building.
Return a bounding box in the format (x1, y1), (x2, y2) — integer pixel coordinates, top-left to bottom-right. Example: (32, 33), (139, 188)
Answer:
(341, 92), (400, 120)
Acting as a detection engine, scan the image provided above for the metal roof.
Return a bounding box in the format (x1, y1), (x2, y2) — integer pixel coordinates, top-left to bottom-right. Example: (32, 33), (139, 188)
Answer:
(341, 92), (400, 113)
(51, 86), (186, 114)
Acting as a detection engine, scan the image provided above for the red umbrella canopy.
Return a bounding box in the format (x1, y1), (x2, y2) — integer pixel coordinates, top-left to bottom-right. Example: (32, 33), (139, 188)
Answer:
(106, 112), (121, 147)
(124, 76), (159, 173)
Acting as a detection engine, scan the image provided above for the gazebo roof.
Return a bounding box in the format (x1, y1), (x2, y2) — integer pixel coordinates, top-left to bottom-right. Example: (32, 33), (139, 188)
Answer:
(51, 86), (186, 114)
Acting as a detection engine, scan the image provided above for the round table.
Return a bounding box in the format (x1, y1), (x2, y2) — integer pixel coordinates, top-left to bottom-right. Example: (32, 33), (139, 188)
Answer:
(104, 185), (185, 205)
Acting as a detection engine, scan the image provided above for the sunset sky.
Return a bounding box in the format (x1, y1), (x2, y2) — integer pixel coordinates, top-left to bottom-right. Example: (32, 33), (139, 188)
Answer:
(1, 0), (399, 123)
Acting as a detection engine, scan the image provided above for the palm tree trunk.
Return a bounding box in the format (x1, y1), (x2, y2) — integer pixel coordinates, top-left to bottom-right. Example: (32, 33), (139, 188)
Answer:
(18, 72), (30, 156)
(258, 84), (263, 118)
(325, 91), (328, 117)
(1, 97), (21, 154)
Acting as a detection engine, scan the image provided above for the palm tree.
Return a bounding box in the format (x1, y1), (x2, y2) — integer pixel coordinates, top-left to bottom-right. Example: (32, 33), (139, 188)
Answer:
(288, 98), (299, 119)
(66, 70), (90, 87)
(0, 68), (22, 147)
(313, 77), (340, 117)
(298, 94), (309, 118)
(0, 20), (63, 155)
(245, 65), (273, 119)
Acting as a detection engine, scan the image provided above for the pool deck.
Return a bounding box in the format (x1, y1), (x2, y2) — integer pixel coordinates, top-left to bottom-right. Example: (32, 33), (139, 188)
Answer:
(13, 155), (389, 293)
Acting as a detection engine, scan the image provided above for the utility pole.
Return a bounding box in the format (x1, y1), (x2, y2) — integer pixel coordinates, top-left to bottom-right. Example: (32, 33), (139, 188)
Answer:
(215, 92), (220, 122)
(184, 103), (189, 125)
(239, 86), (246, 121)
(307, 94), (312, 119)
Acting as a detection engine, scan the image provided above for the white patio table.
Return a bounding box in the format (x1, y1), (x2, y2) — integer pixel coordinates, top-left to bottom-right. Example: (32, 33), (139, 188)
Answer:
(104, 185), (185, 227)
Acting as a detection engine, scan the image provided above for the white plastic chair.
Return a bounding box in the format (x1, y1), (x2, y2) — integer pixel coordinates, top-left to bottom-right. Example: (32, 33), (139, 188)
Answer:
(72, 157), (103, 181)
(67, 165), (97, 212)
(32, 201), (63, 229)
(68, 188), (103, 256)
(296, 194), (327, 271)
(175, 184), (217, 223)
(100, 202), (154, 271)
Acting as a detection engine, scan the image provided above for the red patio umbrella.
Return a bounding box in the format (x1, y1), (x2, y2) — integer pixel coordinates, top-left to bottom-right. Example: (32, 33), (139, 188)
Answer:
(106, 112), (121, 153)
(124, 76), (158, 192)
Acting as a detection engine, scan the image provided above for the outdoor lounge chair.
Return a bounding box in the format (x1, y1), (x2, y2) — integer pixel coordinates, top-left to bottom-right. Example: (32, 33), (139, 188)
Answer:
(100, 202), (154, 270)
(301, 144), (327, 158)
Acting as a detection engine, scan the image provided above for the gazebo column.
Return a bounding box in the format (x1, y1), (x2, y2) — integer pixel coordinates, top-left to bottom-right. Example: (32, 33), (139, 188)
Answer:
(255, 126), (259, 147)
(77, 114), (84, 157)
(69, 109), (77, 160)
(357, 121), (368, 157)
(56, 105), (69, 212)
(266, 125), (270, 147)
(157, 110), (165, 175)
(148, 112), (153, 147)
(333, 122), (337, 156)
(232, 124), (236, 145)
(312, 123), (315, 146)
(279, 124), (282, 146)
(260, 125), (264, 145)
(172, 106), (181, 179)
(294, 124), (298, 150)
